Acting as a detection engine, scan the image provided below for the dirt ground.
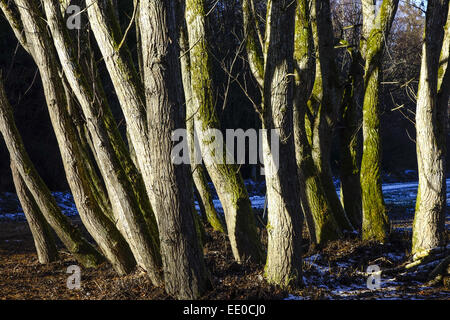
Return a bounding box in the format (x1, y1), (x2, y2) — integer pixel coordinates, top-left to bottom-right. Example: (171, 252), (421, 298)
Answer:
(0, 210), (449, 300)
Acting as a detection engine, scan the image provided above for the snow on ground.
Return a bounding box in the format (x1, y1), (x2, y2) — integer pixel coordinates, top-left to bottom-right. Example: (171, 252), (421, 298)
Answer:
(199, 178), (450, 215)
(0, 192), (78, 221)
(286, 249), (450, 300)
(0, 177), (449, 299)
(1, 178), (449, 222)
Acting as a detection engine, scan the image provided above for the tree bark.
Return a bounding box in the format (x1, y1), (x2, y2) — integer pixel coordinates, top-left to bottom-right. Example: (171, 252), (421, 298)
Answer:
(0, 74), (103, 268)
(138, 0), (210, 299)
(43, 0), (162, 283)
(10, 162), (58, 264)
(13, 0), (136, 274)
(178, 5), (225, 233)
(339, 50), (364, 230)
(293, 0), (343, 245)
(412, 0), (449, 259)
(86, 0), (157, 222)
(308, 0), (354, 233)
(185, 0), (264, 264)
(360, 0), (399, 241)
(261, 0), (304, 287)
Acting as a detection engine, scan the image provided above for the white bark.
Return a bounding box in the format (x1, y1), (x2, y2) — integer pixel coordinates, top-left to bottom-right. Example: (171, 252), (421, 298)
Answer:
(413, 1), (449, 259)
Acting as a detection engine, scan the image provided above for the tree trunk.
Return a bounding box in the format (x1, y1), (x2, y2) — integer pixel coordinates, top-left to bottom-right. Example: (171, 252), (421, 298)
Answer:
(178, 6), (225, 233)
(360, 0), (399, 241)
(412, 0), (449, 259)
(339, 50), (364, 230)
(14, 0), (136, 275)
(293, 0), (342, 245)
(43, 0), (162, 283)
(308, 0), (354, 233)
(0, 74), (103, 268)
(138, 0), (210, 299)
(261, 0), (304, 287)
(10, 162), (58, 264)
(185, 0), (264, 264)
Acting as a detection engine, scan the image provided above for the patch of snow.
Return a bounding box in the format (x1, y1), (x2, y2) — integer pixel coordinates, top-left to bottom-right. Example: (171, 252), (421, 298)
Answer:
(249, 196), (265, 210)
(284, 294), (307, 300)
(0, 212), (25, 220)
(384, 252), (406, 262)
(335, 261), (352, 269)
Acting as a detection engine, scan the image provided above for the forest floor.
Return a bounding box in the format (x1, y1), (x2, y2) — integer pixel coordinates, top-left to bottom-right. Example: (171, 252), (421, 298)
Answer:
(0, 205), (449, 300)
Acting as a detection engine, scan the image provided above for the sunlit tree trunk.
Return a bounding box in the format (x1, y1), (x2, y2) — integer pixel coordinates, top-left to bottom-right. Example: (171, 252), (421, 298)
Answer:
(138, 0), (210, 299)
(86, 0), (157, 222)
(0, 74), (103, 268)
(10, 162), (58, 264)
(412, 0), (449, 260)
(261, 0), (304, 287)
(360, 0), (399, 241)
(185, 0), (264, 264)
(43, 0), (162, 283)
(12, 0), (137, 275)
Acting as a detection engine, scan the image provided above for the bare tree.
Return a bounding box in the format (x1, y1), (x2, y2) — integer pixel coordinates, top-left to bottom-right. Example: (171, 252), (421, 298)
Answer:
(308, 0), (354, 234)
(243, 0), (304, 286)
(412, 0), (449, 260)
(138, 0), (210, 298)
(43, 0), (162, 283)
(185, 0), (264, 264)
(178, 2), (225, 233)
(0, 73), (103, 268)
(360, 0), (399, 241)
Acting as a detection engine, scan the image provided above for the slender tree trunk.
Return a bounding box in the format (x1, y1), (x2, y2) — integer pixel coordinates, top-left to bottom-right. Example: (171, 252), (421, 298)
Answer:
(86, 0), (155, 218)
(61, 75), (113, 222)
(293, 0), (342, 245)
(412, 0), (449, 260)
(0, 74), (103, 268)
(10, 162), (58, 264)
(360, 0), (399, 241)
(185, 0), (264, 264)
(261, 0), (304, 287)
(178, 7), (225, 233)
(134, 0), (144, 82)
(137, 0), (210, 299)
(14, 0), (136, 275)
(0, 1), (28, 52)
(308, 0), (354, 233)
(85, 6), (177, 269)
(339, 50), (364, 230)
(43, 0), (162, 283)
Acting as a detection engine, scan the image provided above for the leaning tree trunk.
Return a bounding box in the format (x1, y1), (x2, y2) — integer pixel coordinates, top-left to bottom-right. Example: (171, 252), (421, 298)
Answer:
(0, 74), (103, 268)
(43, 0), (162, 283)
(261, 0), (304, 287)
(185, 0), (264, 264)
(292, 0), (342, 245)
(10, 162), (58, 264)
(178, 7), (225, 233)
(412, 0), (449, 260)
(138, 0), (210, 299)
(360, 0), (399, 241)
(86, 4), (183, 269)
(86, 0), (158, 221)
(13, 0), (136, 275)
